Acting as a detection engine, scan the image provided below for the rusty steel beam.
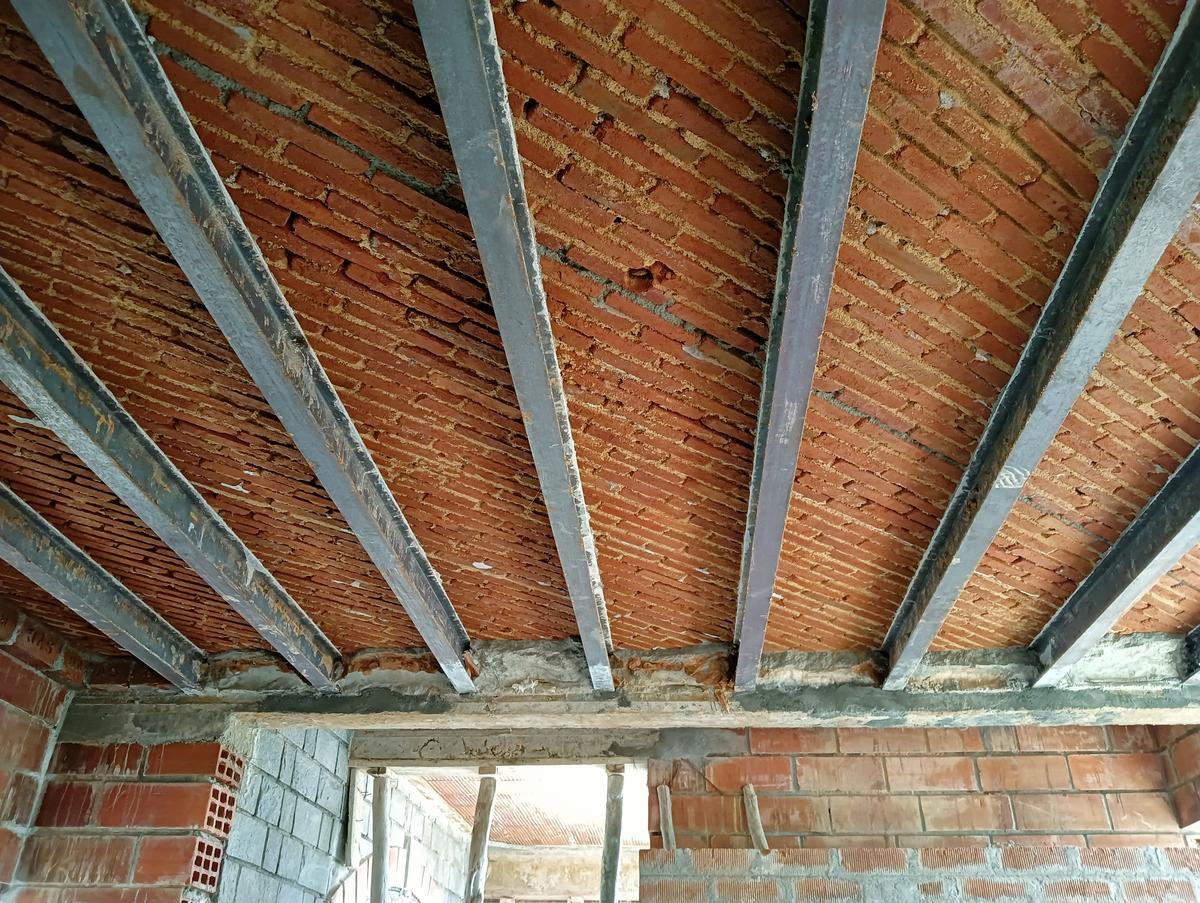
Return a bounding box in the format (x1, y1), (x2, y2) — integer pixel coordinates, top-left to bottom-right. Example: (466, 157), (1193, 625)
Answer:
(0, 267), (339, 687)
(1033, 444), (1200, 687)
(734, 0), (887, 689)
(0, 480), (206, 689)
(414, 0), (613, 690)
(882, 1), (1200, 689)
(15, 0), (475, 691)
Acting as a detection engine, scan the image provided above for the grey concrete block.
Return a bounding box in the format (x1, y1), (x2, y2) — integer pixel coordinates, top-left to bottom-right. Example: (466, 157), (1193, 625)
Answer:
(316, 773), (345, 815)
(238, 770), (263, 817)
(257, 730), (285, 779)
(315, 730), (342, 773)
(217, 860), (239, 898)
(279, 743), (297, 785)
(258, 777), (285, 826)
(293, 797), (324, 847)
(293, 756), (320, 801)
(278, 837), (304, 882)
(226, 815), (269, 865)
(235, 865), (273, 900)
(298, 849), (334, 893)
(262, 825), (284, 874)
(279, 791), (298, 835)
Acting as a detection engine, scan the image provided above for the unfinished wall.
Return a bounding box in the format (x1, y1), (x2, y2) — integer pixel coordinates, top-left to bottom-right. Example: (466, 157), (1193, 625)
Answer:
(650, 726), (1190, 848)
(16, 739), (242, 900)
(0, 611), (73, 892)
(641, 847), (1200, 902)
(217, 727), (352, 902)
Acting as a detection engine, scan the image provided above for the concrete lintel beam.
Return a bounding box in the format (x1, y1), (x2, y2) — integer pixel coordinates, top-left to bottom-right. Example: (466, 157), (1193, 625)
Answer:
(61, 634), (1200, 732)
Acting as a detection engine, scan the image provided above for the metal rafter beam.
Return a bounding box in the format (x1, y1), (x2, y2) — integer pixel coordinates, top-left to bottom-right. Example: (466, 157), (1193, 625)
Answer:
(734, 0), (887, 689)
(0, 267), (338, 687)
(1033, 444), (1200, 687)
(15, 0), (475, 692)
(882, 2), (1200, 689)
(0, 480), (206, 689)
(414, 0), (613, 690)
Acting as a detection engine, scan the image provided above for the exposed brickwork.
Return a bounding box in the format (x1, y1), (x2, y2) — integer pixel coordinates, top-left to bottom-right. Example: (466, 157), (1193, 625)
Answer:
(1158, 726), (1200, 833)
(0, 614), (72, 893)
(0, 0), (1197, 657)
(0, 0), (579, 653)
(15, 738), (245, 900)
(642, 847), (1200, 902)
(769, 0), (1192, 652)
(649, 726), (1190, 849)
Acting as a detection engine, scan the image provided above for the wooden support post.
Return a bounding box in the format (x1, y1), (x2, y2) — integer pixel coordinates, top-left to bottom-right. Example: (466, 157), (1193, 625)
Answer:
(601, 764), (625, 903)
(370, 768), (391, 903)
(743, 784), (769, 853)
(656, 784), (676, 850)
(465, 766), (498, 903)
(344, 767), (359, 865)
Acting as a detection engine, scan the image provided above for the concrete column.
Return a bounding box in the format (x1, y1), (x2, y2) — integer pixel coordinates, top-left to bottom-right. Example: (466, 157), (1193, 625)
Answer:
(370, 768), (391, 903)
(465, 766), (498, 903)
(600, 764), (624, 903)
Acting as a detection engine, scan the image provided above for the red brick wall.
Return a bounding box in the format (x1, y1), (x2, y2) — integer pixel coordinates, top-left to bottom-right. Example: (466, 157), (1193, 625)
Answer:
(650, 726), (1194, 849)
(0, 608), (74, 891)
(641, 847), (1200, 903)
(1160, 727), (1200, 831)
(13, 740), (244, 901)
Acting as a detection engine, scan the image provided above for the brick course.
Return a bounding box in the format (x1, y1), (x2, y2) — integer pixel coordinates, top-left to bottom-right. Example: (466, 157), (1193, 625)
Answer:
(641, 846), (1200, 902)
(650, 726), (1194, 849)
(0, 611), (72, 892)
(0, 0), (1196, 659)
(15, 738), (245, 900)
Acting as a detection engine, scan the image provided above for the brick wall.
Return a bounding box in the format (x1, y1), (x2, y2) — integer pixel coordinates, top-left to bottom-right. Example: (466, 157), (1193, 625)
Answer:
(650, 726), (1192, 849)
(0, 610), (73, 892)
(1160, 727), (1200, 832)
(640, 847), (1200, 902)
(217, 727), (351, 902)
(14, 739), (244, 901)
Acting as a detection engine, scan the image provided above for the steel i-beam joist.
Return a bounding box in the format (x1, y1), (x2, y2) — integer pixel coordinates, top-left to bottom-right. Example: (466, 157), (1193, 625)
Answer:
(1033, 443), (1200, 687)
(14, 0), (475, 691)
(0, 267), (339, 687)
(881, 0), (1200, 689)
(0, 480), (206, 689)
(733, 0), (887, 689)
(414, 0), (614, 690)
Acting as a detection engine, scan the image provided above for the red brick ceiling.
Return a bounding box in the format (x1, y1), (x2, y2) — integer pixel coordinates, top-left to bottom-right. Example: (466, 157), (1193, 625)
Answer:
(0, 0), (1196, 660)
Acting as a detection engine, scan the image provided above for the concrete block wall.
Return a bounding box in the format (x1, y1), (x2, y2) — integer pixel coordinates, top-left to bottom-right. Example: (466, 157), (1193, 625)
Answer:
(640, 847), (1200, 902)
(0, 612), (73, 892)
(650, 726), (1193, 849)
(217, 727), (352, 903)
(331, 772), (470, 903)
